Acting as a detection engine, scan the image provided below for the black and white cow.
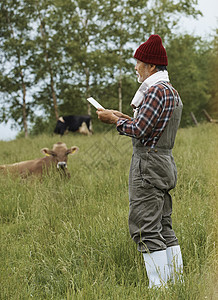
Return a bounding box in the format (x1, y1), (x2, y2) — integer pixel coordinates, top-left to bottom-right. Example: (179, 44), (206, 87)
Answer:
(54, 115), (92, 136)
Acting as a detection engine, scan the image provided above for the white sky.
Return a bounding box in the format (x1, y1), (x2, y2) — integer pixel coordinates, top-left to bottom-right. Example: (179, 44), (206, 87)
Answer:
(0, 0), (217, 141)
(179, 0), (218, 37)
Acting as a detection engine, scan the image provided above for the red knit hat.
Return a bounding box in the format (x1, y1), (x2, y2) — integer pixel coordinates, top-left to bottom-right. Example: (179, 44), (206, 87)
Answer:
(134, 34), (168, 66)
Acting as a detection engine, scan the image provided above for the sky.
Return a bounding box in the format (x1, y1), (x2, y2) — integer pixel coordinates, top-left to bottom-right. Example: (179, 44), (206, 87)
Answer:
(178, 0), (218, 37)
(0, 0), (217, 141)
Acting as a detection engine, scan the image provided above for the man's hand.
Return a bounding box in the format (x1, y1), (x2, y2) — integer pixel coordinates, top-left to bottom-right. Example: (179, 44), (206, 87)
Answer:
(96, 109), (119, 124)
(110, 110), (132, 120)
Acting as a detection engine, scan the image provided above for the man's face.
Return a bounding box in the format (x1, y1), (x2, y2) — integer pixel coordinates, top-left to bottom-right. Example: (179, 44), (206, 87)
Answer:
(135, 60), (155, 83)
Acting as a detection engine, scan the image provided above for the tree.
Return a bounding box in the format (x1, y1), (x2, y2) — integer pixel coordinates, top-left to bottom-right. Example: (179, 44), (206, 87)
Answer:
(29, 0), (70, 121)
(99, 0), (144, 112)
(97, 0), (202, 113)
(0, 0), (35, 137)
(60, 0), (112, 116)
(144, 0), (202, 39)
(207, 29), (218, 118)
(0, 0), (205, 134)
(167, 34), (211, 126)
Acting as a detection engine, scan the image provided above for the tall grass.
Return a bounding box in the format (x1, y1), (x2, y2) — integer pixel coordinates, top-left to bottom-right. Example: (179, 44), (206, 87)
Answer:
(0, 124), (217, 300)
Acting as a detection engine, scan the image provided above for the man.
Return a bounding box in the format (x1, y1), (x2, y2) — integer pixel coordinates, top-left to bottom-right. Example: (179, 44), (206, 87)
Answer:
(97, 34), (183, 288)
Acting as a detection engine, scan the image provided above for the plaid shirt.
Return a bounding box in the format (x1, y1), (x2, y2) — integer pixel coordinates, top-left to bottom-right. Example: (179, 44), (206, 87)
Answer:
(117, 82), (180, 148)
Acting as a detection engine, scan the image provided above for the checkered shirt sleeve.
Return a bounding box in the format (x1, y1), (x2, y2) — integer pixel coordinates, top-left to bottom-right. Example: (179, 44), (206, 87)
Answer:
(116, 83), (177, 147)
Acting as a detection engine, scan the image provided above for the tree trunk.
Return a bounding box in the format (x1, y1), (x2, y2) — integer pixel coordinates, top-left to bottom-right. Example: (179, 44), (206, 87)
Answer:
(22, 86), (28, 138)
(50, 68), (59, 121)
(85, 67), (91, 116)
(21, 76), (28, 138)
(118, 67), (122, 112)
(19, 59), (28, 138)
(118, 46), (123, 112)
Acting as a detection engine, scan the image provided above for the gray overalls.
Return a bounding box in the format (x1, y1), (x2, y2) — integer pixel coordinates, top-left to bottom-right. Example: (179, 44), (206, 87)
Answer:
(128, 83), (183, 253)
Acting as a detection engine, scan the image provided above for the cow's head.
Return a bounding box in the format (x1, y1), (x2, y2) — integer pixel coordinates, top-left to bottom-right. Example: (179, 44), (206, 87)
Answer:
(40, 142), (79, 171)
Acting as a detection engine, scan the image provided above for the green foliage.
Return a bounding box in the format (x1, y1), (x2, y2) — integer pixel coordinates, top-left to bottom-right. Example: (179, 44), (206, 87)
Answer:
(29, 116), (57, 136)
(0, 124), (217, 299)
(167, 34), (211, 126)
(206, 29), (218, 117)
(1, 0), (215, 133)
(142, 0), (202, 39)
(0, 0), (37, 135)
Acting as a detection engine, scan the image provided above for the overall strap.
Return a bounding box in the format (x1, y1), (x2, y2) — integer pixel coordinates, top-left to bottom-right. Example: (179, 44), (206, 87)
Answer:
(158, 81), (178, 107)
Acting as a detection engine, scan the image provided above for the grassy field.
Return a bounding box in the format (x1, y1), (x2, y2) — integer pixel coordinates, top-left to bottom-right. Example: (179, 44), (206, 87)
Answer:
(0, 123), (217, 300)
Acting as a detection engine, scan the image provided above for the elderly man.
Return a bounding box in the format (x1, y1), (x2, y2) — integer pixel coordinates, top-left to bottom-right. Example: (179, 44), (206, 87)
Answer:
(97, 34), (183, 288)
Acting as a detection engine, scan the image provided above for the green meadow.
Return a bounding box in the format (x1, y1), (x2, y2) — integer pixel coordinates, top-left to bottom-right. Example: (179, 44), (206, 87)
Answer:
(0, 123), (217, 300)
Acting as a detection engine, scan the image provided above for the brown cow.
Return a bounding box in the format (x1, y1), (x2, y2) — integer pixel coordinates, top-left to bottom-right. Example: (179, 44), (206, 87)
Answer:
(0, 142), (79, 178)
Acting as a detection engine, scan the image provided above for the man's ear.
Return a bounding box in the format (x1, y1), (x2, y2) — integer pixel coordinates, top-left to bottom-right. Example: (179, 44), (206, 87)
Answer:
(150, 64), (156, 72)
(41, 148), (53, 156)
(67, 146), (79, 155)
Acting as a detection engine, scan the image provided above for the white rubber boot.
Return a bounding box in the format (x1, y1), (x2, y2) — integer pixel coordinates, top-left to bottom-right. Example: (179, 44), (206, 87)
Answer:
(143, 250), (170, 288)
(166, 245), (183, 282)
